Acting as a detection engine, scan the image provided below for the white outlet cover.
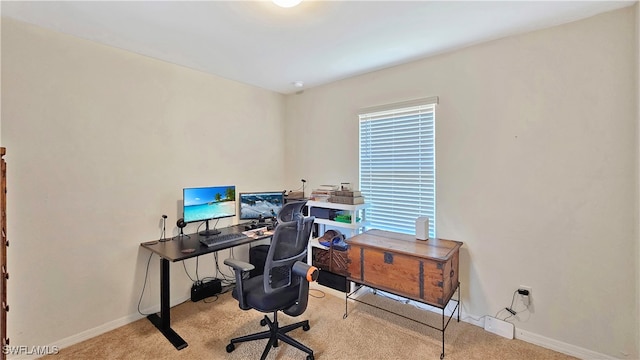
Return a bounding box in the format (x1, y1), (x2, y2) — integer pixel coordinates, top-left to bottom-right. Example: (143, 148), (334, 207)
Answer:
(484, 316), (514, 339)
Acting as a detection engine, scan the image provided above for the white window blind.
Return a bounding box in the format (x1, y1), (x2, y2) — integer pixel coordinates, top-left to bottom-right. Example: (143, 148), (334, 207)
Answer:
(359, 98), (437, 238)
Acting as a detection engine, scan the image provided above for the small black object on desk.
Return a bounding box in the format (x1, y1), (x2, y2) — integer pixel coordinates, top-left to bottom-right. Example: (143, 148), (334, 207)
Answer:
(244, 215), (276, 231)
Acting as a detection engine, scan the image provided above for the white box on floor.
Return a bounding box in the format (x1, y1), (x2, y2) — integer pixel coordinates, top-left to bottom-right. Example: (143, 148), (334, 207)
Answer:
(484, 316), (514, 339)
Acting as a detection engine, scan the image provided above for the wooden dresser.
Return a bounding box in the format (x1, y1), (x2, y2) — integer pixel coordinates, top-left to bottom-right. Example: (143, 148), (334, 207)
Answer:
(346, 229), (462, 308)
(1, 148), (7, 360)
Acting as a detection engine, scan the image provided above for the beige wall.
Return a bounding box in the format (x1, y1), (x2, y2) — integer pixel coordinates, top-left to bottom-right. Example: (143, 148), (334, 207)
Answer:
(285, 6), (638, 359)
(1, 17), (286, 349)
(1, 5), (639, 360)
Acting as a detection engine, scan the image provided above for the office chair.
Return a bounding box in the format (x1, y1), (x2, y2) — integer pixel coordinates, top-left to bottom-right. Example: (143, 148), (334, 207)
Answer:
(224, 201), (318, 360)
(277, 200), (307, 223)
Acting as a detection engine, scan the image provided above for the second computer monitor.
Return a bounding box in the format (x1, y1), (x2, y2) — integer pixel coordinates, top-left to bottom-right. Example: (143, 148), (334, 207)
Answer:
(239, 191), (284, 221)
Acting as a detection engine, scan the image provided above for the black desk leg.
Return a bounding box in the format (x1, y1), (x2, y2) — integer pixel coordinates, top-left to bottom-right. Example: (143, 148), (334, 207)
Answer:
(146, 258), (188, 350)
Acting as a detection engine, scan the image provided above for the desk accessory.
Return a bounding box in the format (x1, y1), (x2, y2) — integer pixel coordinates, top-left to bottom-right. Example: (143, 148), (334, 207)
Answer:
(191, 279), (222, 301)
(415, 216), (429, 240)
(159, 214), (169, 242)
(176, 218), (190, 239)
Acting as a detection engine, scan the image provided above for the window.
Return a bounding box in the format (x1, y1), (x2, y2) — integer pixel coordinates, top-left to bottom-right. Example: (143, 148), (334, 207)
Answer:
(359, 97), (437, 238)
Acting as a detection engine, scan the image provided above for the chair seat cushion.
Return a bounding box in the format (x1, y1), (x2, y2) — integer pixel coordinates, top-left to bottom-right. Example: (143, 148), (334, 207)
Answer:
(232, 275), (300, 313)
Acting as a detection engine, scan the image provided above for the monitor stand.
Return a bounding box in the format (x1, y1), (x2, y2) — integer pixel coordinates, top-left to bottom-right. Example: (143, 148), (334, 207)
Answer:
(199, 219), (221, 236)
(175, 228), (191, 240)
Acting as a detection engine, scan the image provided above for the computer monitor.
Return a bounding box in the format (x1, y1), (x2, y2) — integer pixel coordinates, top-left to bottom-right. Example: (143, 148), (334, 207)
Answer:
(183, 185), (236, 236)
(239, 191), (284, 223)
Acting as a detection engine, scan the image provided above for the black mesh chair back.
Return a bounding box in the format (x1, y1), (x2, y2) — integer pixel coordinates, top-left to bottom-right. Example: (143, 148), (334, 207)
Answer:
(277, 200), (307, 223)
(264, 202), (311, 292)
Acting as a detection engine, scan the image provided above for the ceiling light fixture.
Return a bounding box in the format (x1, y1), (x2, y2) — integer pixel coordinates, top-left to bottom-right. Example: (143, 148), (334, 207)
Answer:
(292, 81), (304, 88)
(273, 0), (302, 8)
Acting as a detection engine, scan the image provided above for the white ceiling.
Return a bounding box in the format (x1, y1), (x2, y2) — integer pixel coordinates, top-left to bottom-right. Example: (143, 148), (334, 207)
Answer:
(1, 1), (635, 94)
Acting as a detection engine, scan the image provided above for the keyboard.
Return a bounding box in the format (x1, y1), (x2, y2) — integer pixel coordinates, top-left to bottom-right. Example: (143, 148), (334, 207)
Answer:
(199, 233), (248, 247)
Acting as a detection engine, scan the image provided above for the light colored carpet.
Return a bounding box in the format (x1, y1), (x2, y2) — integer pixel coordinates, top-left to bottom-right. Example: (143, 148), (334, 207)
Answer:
(42, 287), (577, 360)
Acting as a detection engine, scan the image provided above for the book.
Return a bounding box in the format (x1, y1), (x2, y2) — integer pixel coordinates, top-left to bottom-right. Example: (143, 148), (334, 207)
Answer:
(335, 190), (361, 197)
(328, 196), (365, 205)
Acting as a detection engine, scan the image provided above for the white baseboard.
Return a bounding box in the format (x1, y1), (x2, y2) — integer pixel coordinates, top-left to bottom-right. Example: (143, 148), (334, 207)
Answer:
(515, 328), (619, 360)
(8, 295), (190, 360)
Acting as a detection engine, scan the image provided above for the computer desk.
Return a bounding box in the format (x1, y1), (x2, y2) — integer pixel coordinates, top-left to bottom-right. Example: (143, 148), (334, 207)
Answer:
(140, 224), (272, 350)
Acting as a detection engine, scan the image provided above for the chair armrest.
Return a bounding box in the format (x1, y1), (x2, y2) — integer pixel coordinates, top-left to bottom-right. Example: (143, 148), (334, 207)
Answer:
(292, 261), (318, 282)
(224, 258), (255, 273)
(284, 261), (319, 317)
(224, 258), (255, 310)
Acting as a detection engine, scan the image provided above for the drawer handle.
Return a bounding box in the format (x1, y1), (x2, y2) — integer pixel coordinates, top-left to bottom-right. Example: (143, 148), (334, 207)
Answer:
(450, 269), (455, 278)
(384, 252), (393, 264)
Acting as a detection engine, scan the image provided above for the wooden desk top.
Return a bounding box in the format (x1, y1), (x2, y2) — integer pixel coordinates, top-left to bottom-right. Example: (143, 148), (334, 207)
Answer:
(346, 229), (462, 261)
(140, 224), (272, 262)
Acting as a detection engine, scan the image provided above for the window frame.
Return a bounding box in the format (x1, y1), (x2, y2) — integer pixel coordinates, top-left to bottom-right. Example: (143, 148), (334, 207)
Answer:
(358, 97), (437, 238)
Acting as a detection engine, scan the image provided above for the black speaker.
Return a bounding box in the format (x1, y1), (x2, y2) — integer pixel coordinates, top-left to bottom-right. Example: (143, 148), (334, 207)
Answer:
(176, 218), (187, 237)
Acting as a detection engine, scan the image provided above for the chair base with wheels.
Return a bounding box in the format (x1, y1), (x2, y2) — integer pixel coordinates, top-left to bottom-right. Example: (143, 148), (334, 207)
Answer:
(225, 310), (314, 360)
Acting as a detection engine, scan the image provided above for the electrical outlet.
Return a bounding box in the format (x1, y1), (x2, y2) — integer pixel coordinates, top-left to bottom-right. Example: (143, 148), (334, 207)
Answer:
(519, 285), (532, 296)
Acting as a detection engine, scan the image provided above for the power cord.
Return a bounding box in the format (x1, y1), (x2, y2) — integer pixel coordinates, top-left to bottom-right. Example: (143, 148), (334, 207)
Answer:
(137, 252), (154, 316)
(140, 244), (243, 310)
(138, 252), (199, 315)
(187, 245), (247, 303)
(182, 260), (196, 282)
(196, 218), (221, 234)
(213, 251), (236, 283)
(309, 288), (326, 298)
(497, 289), (531, 321)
